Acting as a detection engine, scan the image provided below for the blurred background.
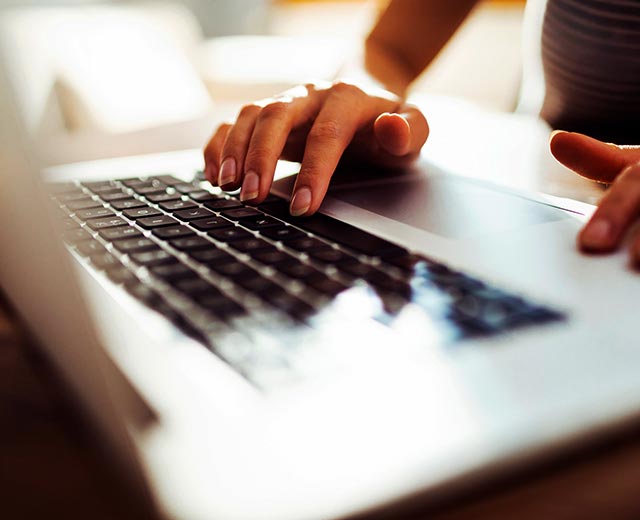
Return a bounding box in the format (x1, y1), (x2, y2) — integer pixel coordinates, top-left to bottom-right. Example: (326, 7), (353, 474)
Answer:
(0, 0), (527, 166)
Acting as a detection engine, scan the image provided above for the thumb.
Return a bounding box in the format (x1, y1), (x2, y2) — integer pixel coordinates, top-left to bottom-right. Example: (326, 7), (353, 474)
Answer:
(549, 130), (640, 184)
(374, 108), (429, 158)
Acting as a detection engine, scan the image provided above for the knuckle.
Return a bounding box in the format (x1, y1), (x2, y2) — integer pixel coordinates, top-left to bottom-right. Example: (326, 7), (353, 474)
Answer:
(330, 81), (362, 97)
(259, 101), (290, 121)
(238, 103), (261, 119)
(308, 119), (344, 143)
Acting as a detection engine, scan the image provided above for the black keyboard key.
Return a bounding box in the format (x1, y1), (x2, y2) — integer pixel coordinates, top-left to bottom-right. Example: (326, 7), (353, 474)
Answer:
(123, 207), (162, 219)
(82, 181), (115, 193)
(229, 237), (274, 254)
(257, 194), (284, 205)
(252, 250), (297, 267)
(261, 226), (306, 242)
(131, 179), (166, 190)
(235, 275), (281, 294)
(100, 191), (132, 202)
(146, 192), (181, 203)
(150, 263), (198, 282)
(190, 216), (233, 231)
(130, 250), (176, 267)
(271, 211), (407, 258)
(63, 228), (92, 244)
(136, 186), (168, 197)
(137, 215), (179, 229)
(91, 252), (120, 270)
(221, 207), (263, 220)
(99, 226), (142, 241)
(160, 199), (197, 212)
(204, 198), (243, 211)
(75, 207), (114, 220)
(306, 276), (348, 296)
(208, 227), (253, 242)
(152, 226), (195, 240)
(285, 237), (327, 253)
(112, 237), (157, 254)
(366, 272), (402, 293)
(120, 178), (147, 188)
(174, 277), (217, 296)
(262, 292), (315, 321)
(309, 248), (353, 264)
(66, 199), (102, 211)
(153, 175), (183, 186)
(106, 267), (137, 285)
(169, 236), (214, 252)
(196, 294), (246, 319)
(211, 262), (257, 279)
(110, 198), (147, 210)
(173, 183), (201, 194)
(189, 191), (217, 202)
(385, 253), (426, 271)
(240, 215), (282, 231)
(338, 261), (378, 279)
(125, 281), (161, 306)
(277, 262), (323, 280)
(76, 240), (106, 257)
(189, 249), (236, 265)
(174, 208), (216, 221)
(86, 216), (128, 230)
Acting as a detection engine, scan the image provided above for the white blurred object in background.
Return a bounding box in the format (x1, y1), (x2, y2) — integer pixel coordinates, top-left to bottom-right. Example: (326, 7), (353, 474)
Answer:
(0, 3), (212, 135)
(199, 36), (346, 102)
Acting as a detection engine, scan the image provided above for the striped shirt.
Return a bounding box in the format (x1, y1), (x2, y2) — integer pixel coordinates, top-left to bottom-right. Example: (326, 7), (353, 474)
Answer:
(540, 0), (640, 144)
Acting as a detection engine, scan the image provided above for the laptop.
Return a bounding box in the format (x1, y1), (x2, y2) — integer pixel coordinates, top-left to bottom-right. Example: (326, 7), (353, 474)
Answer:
(3, 30), (640, 520)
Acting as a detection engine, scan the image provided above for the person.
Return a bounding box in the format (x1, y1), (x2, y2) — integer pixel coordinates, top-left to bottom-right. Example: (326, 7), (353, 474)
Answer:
(203, 0), (640, 268)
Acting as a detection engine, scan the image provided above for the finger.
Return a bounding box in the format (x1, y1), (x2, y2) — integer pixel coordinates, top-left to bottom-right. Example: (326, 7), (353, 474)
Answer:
(290, 84), (400, 216)
(374, 108), (429, 157)
(549, 131), (640, 184)
(218, 104), (262, 190)
(203, 123), (231, 185)
(579, 162), (640, 252)
(241, 96), (322, 204)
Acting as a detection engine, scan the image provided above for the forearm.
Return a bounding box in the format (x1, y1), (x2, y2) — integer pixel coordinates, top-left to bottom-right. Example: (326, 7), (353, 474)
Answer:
(356, 0), (481, 97)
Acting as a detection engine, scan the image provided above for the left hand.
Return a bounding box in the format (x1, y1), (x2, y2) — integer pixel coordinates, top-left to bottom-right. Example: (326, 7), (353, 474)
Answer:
(550, 131), (640, 267)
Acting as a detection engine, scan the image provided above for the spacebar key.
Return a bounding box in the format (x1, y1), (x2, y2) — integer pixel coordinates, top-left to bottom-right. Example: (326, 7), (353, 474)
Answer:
(262, 202), (406, 257)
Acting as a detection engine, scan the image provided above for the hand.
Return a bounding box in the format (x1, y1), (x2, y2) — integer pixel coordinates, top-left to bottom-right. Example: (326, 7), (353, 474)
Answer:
(203, 81), (429, 216)
(550, 131), (640, 266)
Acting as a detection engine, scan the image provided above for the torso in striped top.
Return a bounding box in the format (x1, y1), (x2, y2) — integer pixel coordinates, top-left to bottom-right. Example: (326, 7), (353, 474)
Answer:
(540, 0), (640, 143)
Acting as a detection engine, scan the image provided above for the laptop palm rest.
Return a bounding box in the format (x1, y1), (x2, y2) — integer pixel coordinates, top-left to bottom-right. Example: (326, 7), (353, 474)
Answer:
(274, 171), (569, 240)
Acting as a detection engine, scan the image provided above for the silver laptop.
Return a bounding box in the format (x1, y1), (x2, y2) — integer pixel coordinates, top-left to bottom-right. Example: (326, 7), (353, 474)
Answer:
(3, 29), (640, 520)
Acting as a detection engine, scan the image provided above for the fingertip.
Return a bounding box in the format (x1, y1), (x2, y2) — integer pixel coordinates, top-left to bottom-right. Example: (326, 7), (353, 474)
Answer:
(204, 164), (218, 186)
(290, 186), (312, 217)
(374, 113), (411, 156)
(549, 130), (626, 183)
(578, 219), (617, 253)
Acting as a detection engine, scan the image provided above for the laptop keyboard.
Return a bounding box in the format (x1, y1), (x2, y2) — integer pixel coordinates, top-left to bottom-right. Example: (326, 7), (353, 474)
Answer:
(50, 174), (564, 387)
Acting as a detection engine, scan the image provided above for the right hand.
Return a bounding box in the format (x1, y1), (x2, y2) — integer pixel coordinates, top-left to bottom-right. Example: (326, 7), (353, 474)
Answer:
(203, 81), (430, 216)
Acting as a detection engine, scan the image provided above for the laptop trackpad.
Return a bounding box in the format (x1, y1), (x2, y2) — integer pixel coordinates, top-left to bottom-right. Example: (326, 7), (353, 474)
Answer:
(330, 174), (569, 240)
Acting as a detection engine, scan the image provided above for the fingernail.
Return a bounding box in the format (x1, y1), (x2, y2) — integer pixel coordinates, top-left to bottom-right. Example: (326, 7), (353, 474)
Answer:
(290, 187), (312, 217)
(218, 158), (236, 187)
(240, 171), (260, 202)
(582, 219), (612, 248)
